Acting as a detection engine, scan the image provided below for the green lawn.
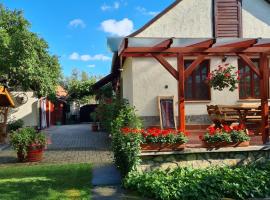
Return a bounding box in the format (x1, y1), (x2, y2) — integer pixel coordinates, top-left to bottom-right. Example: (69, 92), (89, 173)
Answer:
(0, 163), (92, 200)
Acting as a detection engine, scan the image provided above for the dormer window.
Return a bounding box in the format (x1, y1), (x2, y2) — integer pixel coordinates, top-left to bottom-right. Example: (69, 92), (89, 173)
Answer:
(214, 0), (242, 38)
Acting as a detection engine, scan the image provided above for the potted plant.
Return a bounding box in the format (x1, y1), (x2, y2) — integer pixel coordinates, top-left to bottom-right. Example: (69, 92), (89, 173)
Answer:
(10, 127), (47, 162)
(207, 63), (240, 92)
(90, 112), (99, 132)
(199, 124), (250, 148)
(121, 127), (188, 152)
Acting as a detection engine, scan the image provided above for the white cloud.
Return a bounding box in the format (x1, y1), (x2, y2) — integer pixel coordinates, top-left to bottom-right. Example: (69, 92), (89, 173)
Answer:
(80, 55), (91, 61)
(69, 52), (111, 62)
(69, 19), (86, 28)
(136, 6), (159, 17)
(69, 52), (80, 60)
(101, 1), (120, 11)
(101, 18), (134, 36)
(88, 64), (96, 68)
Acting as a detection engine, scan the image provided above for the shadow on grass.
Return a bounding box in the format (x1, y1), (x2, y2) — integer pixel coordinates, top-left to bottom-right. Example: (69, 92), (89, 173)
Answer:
(0, 163), (92, 200)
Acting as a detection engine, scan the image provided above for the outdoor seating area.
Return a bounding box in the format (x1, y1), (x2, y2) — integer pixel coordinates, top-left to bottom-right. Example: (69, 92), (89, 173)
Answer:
(207, 104), (262, 126)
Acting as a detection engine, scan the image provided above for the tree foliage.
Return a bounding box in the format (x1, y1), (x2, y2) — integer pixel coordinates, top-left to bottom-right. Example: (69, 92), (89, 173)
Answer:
(63, 69), (96, 104)
(0, 4), (61, 97)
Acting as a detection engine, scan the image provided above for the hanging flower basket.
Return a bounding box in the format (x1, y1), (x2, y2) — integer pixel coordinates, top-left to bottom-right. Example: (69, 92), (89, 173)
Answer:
(207, 63), (240, 92)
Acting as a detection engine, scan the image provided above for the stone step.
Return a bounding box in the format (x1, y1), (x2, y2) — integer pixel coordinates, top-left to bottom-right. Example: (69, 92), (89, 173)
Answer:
(92, 164), (121, 186)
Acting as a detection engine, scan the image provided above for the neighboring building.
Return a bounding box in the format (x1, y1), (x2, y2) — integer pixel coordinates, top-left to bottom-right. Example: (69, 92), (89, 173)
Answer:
(8, 91), (40, 127)
(8, 86), (68, 128)
(94, 0), (270, 128)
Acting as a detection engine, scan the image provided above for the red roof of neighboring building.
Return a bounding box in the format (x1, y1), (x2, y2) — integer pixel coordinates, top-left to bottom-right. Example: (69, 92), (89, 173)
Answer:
(56, 86), (68, 98)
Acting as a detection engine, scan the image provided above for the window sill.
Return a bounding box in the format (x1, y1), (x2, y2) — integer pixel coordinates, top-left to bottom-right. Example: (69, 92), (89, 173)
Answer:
(237, 99), (270, 102)
(185, 100), (211, 103)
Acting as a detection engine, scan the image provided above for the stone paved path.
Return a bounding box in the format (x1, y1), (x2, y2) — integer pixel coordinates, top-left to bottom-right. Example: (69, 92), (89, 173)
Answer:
(0, 124), (113, 166)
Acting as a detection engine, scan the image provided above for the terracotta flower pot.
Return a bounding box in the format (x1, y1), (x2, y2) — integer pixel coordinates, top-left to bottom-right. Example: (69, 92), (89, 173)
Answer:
(227, 141), (250, 147)
(27, 146), (44, 162)
(203, 141), (250, 148)
(141, 143), (186, 152)
(172, 143), (186, 151)
(140, 143), (161, 151)
(203, 141), (227, 148)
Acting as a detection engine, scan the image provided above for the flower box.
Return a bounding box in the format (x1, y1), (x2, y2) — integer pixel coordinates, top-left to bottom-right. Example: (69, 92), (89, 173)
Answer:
(202, 141), (227, 148)
(227, 141), (250, 147)
(200, 124), (251, 148)
(140, 143), (161, 151)
(141, 143), (186, 152)
(203, 141), (250, 148)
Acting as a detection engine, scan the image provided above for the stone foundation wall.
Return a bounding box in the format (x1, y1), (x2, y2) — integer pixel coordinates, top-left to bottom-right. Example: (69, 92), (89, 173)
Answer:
(141, 115), (212, 128)
(139, 146), (270, 172)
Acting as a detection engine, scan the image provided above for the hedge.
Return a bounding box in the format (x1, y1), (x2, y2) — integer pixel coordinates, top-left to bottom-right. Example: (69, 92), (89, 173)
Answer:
(124, 162), (270, 200)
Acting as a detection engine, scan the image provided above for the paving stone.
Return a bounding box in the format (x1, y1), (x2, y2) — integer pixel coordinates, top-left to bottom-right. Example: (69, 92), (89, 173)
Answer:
(0, 124), (113, 166)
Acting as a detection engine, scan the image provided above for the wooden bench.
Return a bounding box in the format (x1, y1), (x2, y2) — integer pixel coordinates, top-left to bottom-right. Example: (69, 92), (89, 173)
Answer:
(207, 105), (261, 125)
(207, 105), (239, 126)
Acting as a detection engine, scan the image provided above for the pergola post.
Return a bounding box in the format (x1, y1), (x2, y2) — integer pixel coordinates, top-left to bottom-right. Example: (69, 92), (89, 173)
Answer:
(177, 54), (185, 131)
(260, 53), (269, 144)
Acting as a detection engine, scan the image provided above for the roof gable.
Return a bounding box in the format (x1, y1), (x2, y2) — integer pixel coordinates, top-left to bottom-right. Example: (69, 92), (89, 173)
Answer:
(129, 0), (270, 38)
(129, 0), (182, 37)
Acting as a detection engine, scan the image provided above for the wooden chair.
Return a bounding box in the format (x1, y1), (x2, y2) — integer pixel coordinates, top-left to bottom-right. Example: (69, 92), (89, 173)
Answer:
(245, 108), (261, 123)
(217, 105), (239, 125)
(207, 105), (222, 126)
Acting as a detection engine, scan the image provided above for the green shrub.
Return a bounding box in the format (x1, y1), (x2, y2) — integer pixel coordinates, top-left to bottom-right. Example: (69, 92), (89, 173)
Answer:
(10, 127), (47, 156)
(7, 119), (24, 132)
(111, 102), (142, 176)
(124, 163), (270, 200)
(95, 97), (128, 132)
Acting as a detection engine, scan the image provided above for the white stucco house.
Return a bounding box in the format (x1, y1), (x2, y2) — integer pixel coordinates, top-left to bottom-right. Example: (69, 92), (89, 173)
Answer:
(94, 0), (270, 129)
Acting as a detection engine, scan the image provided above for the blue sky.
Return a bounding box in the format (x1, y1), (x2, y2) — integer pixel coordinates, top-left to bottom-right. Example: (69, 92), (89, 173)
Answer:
(2, 0), (174, 77)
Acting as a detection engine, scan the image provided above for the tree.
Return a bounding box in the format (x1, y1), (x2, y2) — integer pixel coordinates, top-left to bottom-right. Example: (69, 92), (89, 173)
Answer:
(63, 68), (96, 104)
(0, 4), (61, 97)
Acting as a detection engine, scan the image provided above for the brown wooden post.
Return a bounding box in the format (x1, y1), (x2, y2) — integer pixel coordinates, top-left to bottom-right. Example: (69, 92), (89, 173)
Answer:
(260, 53), (269, 144)
(177, 54), (185, 131)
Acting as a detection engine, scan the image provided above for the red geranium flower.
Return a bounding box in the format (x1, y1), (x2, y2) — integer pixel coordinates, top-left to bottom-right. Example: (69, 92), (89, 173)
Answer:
(199, 135), (203, 140)
(184, 132), (190, 136)
(161, 129), (170, 136)
(207, 126), (216, 135)
(223, 125), (232, 133)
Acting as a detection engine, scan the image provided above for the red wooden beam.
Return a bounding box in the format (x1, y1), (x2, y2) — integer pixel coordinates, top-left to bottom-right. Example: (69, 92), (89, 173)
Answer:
(177, 54), (185, 132)
(184, 55), (206, 80)
(152, 54), (178, 80)
(259, 53), (269, 144)
(187, 39), (214, 48)
(238, 54), (261, 78)
(215, 38), (258, 48)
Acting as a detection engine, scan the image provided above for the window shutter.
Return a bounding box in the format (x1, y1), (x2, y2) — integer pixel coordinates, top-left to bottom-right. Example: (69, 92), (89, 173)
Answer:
(214, 0), (242, 38)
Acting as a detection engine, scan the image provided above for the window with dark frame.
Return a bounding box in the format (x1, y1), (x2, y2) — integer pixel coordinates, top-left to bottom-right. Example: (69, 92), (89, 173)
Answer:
(184, 60), (210, 101)
(238, 59), (260, 99)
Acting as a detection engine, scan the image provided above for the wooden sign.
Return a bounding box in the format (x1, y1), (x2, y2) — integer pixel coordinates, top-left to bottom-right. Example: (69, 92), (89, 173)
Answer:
(158, 96), (176, 129)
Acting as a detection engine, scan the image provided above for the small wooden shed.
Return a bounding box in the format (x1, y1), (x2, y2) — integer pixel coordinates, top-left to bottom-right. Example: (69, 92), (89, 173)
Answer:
(0, 86), (15, 143)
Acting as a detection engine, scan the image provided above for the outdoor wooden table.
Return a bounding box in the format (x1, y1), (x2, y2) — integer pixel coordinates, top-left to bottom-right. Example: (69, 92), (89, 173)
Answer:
(221, 105), (259, 126)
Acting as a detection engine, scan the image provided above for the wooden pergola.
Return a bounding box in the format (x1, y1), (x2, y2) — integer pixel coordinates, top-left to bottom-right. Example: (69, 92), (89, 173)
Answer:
(119, 37), (270, 144)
